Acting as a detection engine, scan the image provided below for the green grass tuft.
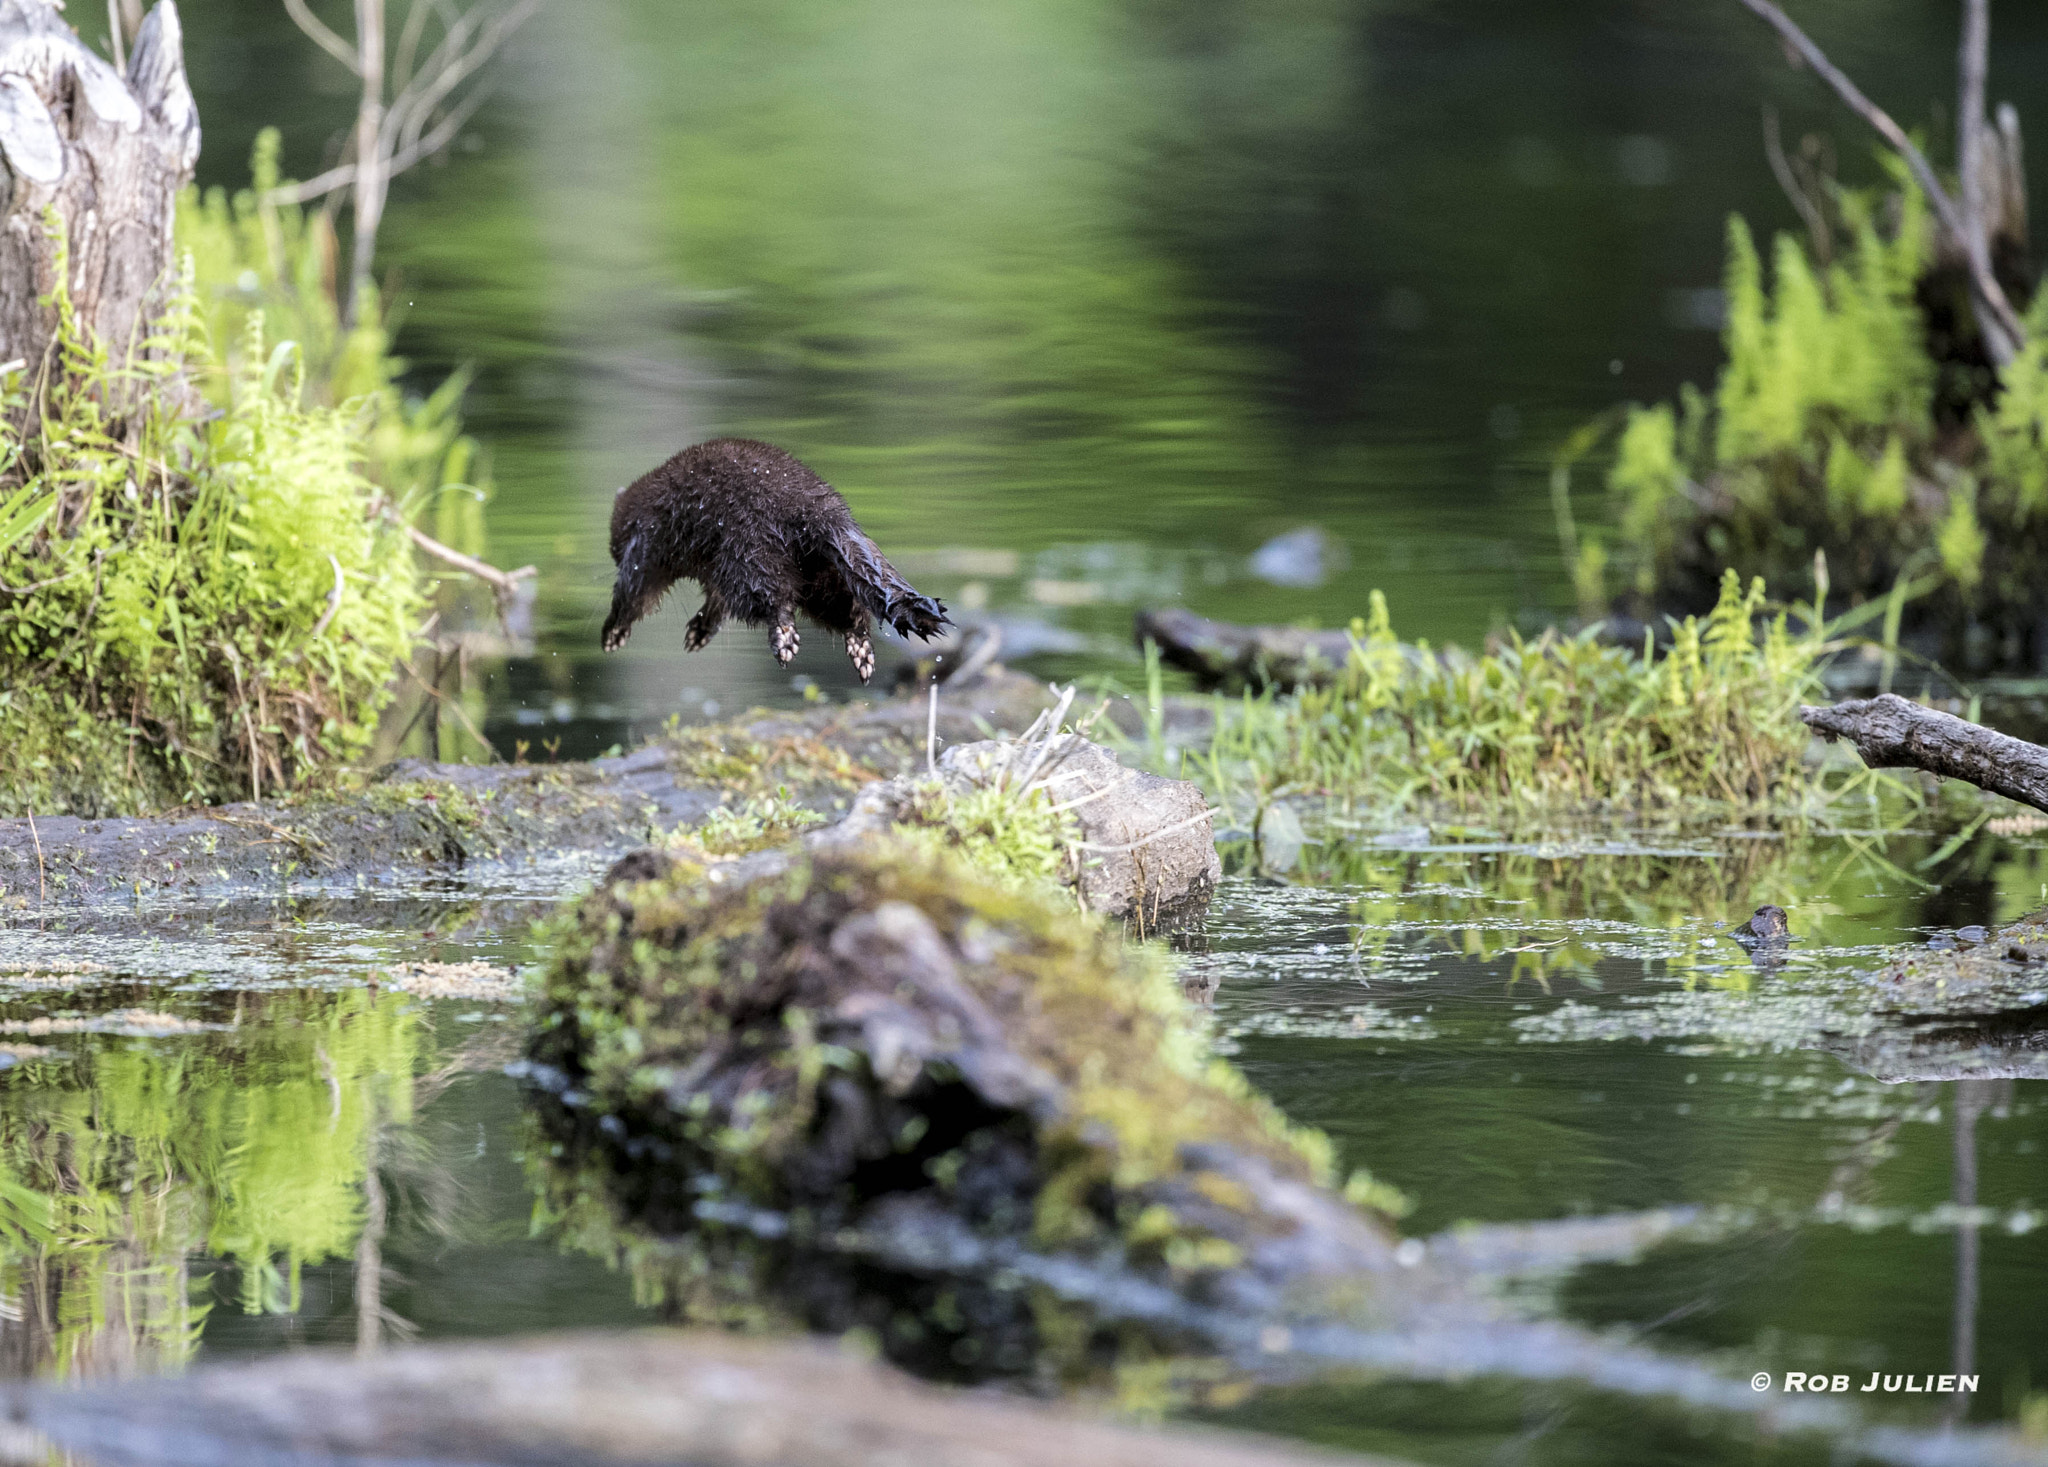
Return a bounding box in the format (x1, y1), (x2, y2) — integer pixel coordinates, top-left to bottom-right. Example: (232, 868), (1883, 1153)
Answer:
(1177, 571), (1825, 816)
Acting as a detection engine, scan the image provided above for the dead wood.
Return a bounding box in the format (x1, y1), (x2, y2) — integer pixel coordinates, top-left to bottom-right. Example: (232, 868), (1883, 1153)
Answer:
(10, 1329), (1398, 1467)
(1800, 693), (2048, 813)
(0, 1), (198, 411)
(1137, 607), (1360, 691)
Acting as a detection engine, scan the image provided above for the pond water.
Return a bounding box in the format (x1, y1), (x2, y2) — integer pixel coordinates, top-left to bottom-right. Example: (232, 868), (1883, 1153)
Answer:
(3, 803), (2046, 1463)
(13, 1), (2048, 1462)
(185, 0), (2048, 751)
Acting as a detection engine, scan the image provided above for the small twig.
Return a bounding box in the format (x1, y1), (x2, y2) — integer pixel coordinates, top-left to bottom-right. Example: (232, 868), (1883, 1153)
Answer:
(284, 0), (363, 73)
(1039, 771), (1138, 816)
(1762, 106), (1831, 260)
(947, 623), (1003, 685)
(394, 647), (498, 760)
(106, 0), (127, 73)
(926, 677), (938, 776)
(1070, 805), (1221, 855)
(401, 520), (536, 606)
(0, 567), (83, 595)
(1959, 0), (1992, 327)
(26, 812), (45, 904)
(1731, 0), (2025, 362)
(309, 553), (346, 640)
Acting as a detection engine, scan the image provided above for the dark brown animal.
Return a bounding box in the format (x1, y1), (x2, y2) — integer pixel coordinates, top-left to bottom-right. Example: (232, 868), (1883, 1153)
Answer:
(600, 439), (950, 682)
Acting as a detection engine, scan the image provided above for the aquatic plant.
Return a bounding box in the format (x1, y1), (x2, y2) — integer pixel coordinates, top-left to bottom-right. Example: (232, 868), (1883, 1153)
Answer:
(1596, 176), (2048, 670)
(0, 133), (502, 816)
(1179, 570), (1823, 817)
(684, 790), (831, 856)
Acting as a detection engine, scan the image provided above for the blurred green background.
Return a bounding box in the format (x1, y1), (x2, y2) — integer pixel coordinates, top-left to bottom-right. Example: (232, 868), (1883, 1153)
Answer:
(176, 0), (2048, 737)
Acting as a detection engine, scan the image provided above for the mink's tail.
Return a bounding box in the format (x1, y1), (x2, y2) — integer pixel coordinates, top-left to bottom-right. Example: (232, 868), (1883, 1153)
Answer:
(826, 522), (952, 641)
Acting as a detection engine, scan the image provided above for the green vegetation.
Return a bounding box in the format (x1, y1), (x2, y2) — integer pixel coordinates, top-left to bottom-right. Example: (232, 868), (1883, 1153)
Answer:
(0, 131), (494, 817)
(686, 790), (830, 856)
(887, 776), (1083, 891)
(1179, 570), (1824, 818)
(1597, 178), (2048, 668)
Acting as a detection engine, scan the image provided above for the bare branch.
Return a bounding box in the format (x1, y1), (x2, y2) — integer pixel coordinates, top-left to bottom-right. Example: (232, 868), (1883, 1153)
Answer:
(1730, 0), (2026, 363)
(1762, 105), (1832, 261)
(1803, 694), (2048, 813)
(264, 82), (492, 204)
(284, 0), (362, 75)
(391, 0), (437, 93)
(1960, 0), (1990, 261)
(384, 0), (535, 160)
(402, 520), (536, 605)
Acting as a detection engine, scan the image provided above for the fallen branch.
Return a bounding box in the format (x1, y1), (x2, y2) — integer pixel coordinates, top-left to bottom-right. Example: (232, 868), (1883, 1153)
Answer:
(1730, 0), (2026, 362)
(401, 521), (536, 610)
(12, 1330), (1371, 1467)
(1136, 607), (1359, 692)
(1800, 693), (2048, 812)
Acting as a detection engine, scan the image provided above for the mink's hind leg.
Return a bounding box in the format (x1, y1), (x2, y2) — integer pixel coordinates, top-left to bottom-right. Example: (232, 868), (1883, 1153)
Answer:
(844, 616), (876, 684)
(771, 610), (801, 665)
(684, 591), (725, 652)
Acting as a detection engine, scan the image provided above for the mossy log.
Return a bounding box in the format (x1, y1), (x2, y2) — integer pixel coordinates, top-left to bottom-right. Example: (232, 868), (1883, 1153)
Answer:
(525, 845), (1403, 1380)
(0, 1), (199, 417)
(9, 1329), (1399, 1467)
(0, 676), (1065, 903)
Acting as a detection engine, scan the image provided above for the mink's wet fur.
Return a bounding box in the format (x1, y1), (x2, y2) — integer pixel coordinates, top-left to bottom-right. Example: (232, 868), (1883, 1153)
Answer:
(600, 438), (950, 682)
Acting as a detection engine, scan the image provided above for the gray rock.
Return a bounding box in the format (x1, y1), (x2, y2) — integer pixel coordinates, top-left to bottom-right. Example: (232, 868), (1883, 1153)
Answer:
(937, 735), (1220, 923)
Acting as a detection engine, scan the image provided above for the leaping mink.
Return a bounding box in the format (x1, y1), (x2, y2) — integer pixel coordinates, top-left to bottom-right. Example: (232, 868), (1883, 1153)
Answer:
(600, 437), (950, 682)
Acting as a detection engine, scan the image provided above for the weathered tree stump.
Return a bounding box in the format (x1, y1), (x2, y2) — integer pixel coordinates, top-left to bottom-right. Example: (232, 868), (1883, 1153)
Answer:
(0, 1), (198, 410)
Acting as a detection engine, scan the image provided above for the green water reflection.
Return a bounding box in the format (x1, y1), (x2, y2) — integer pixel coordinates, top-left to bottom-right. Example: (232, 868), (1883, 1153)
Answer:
(168, 0), (2048, 749)
(0, 811), (2043, 1459)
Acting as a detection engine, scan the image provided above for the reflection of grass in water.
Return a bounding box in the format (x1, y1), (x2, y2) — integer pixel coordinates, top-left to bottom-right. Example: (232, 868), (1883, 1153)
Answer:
(1263, 804), (2044, 996)
(0, 989), (420, 1375)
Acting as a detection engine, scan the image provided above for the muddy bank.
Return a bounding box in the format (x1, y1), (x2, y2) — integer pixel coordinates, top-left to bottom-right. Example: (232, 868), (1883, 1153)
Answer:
(0, 673), (1073, 906)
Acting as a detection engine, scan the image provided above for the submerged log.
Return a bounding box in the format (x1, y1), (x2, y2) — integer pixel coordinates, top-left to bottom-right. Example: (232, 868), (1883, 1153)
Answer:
(1136, 608), (1359, 692)
(1799, 693), (2048, 813)
(0, 1), (199, 413)
(524, 844), (1405, 1381)
(10, 1328), (1398, 1467)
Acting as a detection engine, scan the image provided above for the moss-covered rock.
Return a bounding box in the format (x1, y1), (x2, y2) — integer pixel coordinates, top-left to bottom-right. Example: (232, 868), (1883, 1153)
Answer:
(524, 845), (1401, 1381)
